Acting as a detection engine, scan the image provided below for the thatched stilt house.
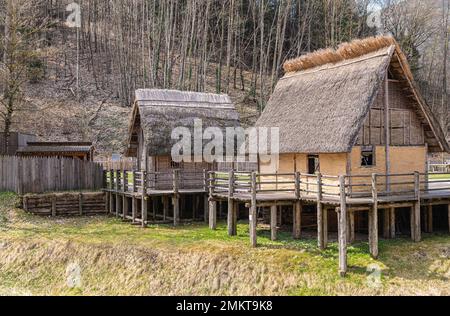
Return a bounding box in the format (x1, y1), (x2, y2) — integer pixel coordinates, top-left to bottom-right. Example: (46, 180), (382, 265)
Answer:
(125, 89), (240, 189)
(256, 36), (450, 188)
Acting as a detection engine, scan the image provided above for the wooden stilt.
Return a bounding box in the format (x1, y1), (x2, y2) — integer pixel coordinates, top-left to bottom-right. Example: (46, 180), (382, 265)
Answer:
(209, 200), (217, 230)
(413, 172), (421, 242)
(427, 205), (433, 233)
(410, 205), (416, 241)
(173, 196), (180, 227)
(109, 193), (114, 215)
(204, 195), (209, 223)
(338, 176), (348, 277)
(123, 196), (128, 220)
(79, 193), (83, 216)
(141, 197), (148, 228)
(390, 208), (396, 238)
(317, 173), (324, 250)
(323, 207), (328, 249)
(132, 197), (137, 223)
(163, 196), (169, 221)
(383, 209), (390, 239)
(115, 194), (120, 217)
(105, 192), (109, 214)
(249, 172), (257, 248)
(270, 205), (277, 241)
(227, 171), (236, 236)
(232, 201), (238, 235)
(369, 174), (379, 259)
(348, 211), (355, 244)
(293, 201), (302, 239)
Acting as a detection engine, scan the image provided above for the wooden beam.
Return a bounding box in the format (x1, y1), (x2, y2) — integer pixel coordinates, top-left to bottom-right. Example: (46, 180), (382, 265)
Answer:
(385, 74), (391, 192)
(293, 201), (302, 239)
(348, 211), (355, 244)
(270, 205), (277, 241)
(132, 197), (137, 223)
(323, 207), (328, 249)
(338, 176), (347, 277)
(123, 195), (128, 220)
(173, 196), (180, 227)
(413, 172), (421, 242)
(209, 200), (217, 230)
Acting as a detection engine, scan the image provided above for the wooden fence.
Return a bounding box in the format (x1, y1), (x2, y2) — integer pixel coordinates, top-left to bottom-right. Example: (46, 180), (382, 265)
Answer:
(0, 156), (104, 194)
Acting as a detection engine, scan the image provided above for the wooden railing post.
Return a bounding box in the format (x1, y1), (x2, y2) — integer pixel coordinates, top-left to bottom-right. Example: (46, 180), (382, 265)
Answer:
(132, 170), (136, 193)
(249, 172), (257, 247)
(295, 172), (300, 200)
(123, 170), (128, 193)
(369, 174), (379, 259)
(317, 173), (324, 250)
(338, 175), (347, 277)
(141, 171), (148, 227)
(227, 170), (236, 236)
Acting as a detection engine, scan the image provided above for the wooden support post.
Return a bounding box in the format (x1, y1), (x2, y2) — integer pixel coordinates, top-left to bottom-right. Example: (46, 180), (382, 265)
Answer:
(295, 172), (301, 200)
(348, 211), (355, 244)
(369, 174), (379, 259)
(173, 170), (180, 227)
(270, 205), (277, 241)
(163, 196), (169, 221)
(413, 172), (421, 242)
(105, 192), (109, 214)
(109, 192), (114, 215)
(132, 197), (137, 223)
(123, 171), (128, 193)
(115, 193), (120, 217)
(209, 200), (217, 230)
(390, 208), (396, 239)
(203, 169), (209, 223)
(317, 173), (324, 250)
(141, 171), (147, 227)
(123, 196), (128, 220)
(427, 205), (433, 233)
(249, 172), (257, 248)
(293, 201), (302, 239)
(323, 207), (328, 249)
(51, 195), (56, 217)
(227, 170), (236, 236)
(383, 209), (390, 239)
(79, 193), (83, 216)
(338, 176), (347, 277)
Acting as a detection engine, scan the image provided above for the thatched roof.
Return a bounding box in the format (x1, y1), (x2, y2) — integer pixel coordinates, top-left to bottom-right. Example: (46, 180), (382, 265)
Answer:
(126, 89), (240, 157)
(17, 142), (93, 154)
(256, 36), (450, 154)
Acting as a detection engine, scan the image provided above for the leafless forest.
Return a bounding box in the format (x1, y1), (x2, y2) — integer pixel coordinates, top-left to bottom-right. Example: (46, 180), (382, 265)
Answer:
(0, 0), (449, 154)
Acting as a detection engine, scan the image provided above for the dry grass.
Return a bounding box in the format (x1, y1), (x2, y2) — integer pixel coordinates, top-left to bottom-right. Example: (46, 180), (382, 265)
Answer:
(283, 36), (397, 73)
(0, 192), (449, 296)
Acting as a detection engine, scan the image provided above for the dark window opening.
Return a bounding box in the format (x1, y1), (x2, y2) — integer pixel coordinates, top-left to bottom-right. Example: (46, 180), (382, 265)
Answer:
(308, 155), (320, 174)
(171, 160), (182, 169)
(361, 146), (375, 167)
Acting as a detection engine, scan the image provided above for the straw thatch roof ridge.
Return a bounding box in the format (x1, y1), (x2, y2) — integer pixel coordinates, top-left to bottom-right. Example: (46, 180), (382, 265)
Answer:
(284, 36), (396, 73)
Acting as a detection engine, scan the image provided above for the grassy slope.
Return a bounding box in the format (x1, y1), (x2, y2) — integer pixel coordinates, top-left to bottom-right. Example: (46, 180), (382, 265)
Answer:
(0, 192), (449, 296)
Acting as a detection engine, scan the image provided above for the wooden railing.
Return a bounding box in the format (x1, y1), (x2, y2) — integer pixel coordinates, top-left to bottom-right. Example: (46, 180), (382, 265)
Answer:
(104, 169), (208, 193)
(208, 171), (450, 201)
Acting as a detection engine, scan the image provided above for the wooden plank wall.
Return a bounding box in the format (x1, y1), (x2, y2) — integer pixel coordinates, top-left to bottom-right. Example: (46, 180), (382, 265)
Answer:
(23, 192), (106, 216)
(0, 156), (104, 194)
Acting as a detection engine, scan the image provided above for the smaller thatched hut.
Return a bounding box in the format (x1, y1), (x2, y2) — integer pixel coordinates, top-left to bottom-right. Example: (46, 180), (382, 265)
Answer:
(125, 89), (240, 175)
(17, 142), (94, 161)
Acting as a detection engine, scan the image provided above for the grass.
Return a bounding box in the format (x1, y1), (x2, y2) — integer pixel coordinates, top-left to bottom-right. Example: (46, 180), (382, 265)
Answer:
(0, 192), (449, 296)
